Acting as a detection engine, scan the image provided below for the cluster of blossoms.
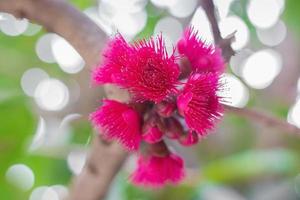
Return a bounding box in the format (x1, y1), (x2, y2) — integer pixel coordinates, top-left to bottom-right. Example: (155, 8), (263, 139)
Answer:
(90, 27), (225, 187)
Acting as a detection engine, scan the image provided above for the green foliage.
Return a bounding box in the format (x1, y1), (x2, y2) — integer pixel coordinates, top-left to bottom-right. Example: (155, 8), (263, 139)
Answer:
(122, 176), (195, 200)
(71, 121), (93, 144)
(0, 83), (35, 175)
(284, 0), (300, 35)
(0, 78), (35, 199)
(202, 149), (300, 183)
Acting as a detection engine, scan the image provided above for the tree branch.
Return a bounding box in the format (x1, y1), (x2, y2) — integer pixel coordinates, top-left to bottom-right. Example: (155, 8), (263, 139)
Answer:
(224, 105), (300, 134)
(201, 0), (235, 62)
(0, 0), (104, 66)
(201, 0), (300, 135)
(0, 0), (127, 200)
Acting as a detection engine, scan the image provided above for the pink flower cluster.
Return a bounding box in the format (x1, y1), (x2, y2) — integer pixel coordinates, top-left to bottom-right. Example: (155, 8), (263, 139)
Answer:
(90, 27), (225, 187)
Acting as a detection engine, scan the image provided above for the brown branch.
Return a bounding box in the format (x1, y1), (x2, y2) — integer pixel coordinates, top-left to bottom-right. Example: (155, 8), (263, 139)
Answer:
(224, 105), (300, 134)
(0, 0), (104, 66)
(201, 0), (235, 62)
(0, 0), (127, 200)
(201, 0), (300, 135)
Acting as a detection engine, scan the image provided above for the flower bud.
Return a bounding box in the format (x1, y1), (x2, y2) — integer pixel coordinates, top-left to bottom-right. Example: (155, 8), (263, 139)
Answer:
(179, 130), (199, 146)
(142, 114), (164, 144)
(164, 117), (184, 139)
(155, 101), (176, 118)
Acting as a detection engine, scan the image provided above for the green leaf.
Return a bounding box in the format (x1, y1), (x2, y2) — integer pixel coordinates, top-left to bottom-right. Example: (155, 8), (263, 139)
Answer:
(202, 149), (300, 183)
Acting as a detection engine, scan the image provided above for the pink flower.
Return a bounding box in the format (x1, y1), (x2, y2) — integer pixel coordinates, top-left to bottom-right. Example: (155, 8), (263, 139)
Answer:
(90, 100), (142, 150)
(92, 34), (180, 103)
(90, 28), (226, 188)
(177, 73), (223, 135)
(177, 27), (224, 73)
(130, 153), (185, 187)
(92, 34), (134, 84)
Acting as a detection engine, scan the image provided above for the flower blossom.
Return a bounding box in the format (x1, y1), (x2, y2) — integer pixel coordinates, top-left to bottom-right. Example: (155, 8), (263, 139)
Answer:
(90, 100), (142, 150)
(93, 34), (180, 103)
(90, 26), (225, 187)
(130, 152), (185, 187)
(177, 27), (224, 73)
(177, 73), (223, 135)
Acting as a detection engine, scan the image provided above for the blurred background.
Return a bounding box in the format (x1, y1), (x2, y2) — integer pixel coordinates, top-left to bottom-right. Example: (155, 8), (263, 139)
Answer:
(1, 0), (300, 199)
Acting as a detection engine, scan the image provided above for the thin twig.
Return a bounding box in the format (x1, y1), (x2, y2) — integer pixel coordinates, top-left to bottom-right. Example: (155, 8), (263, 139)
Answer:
(224, 105), (300, 134)
(201, 0), (300, 135)
(201, 0), (235, 62)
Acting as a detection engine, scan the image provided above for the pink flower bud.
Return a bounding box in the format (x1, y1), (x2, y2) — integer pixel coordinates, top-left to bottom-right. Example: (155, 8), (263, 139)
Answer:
(164, 117), (184, 139)
(179, 130), (199, 146)
(155, 101), (176, 117)
(142, 114), (164, 144)
(142, 126), (163, 144)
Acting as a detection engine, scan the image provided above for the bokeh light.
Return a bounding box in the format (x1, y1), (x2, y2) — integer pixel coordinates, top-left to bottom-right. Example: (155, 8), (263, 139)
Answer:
(154, 16), (183, 43)
(60, 113), (81, 129)
(6, 164), (35, 191)
(84, 7), (113, 35)
(21, 68), (49, 97)
(247, 0), (283, 29)
(201, 185), (246, 200)
(230, 49), (252, 77)
(219, 16), (249, 50)
(29, 117), (46, 151)
(256, 20), (287, 47)
(168, 0), (198, 18)
(51, 36), (85, 74)
(111, 10), (147, 38)
(213, 0), (235, 19)
(23, 23), (42, 36)
(101, 0), (147, 13)
(218, 73), (249, 108)
(67, 150), (87, 175)
(287, 99), (300, 128)
(35, 34), (56, 63)
(34, 78), (69, 111)
(150, 0), (178, 8)
(29, 186), (60, 200)
(241, 49), (282, 89)
(51, 185), (68, 199)
(0, 12), (28, 36)
(191, 7), (214, 44)
(97, 0), (148, 40)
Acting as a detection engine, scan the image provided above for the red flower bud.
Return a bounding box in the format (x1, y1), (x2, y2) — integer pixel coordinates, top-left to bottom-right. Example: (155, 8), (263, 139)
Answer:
(142, 114), (164, 144)
(179, 130), (199, 146)
(164, 117), (184, 139)
(155, 101), (176, 118)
